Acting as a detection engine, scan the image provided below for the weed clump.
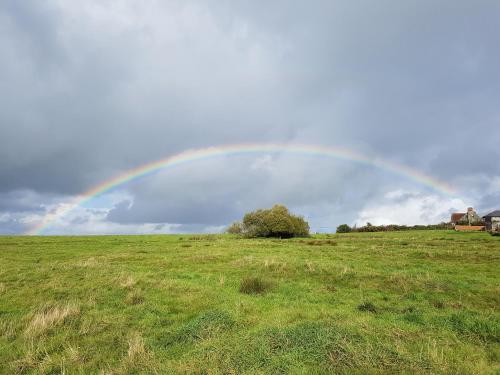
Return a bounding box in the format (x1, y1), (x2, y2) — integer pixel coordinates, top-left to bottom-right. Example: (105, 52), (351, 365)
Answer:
(125, 290), (145, 305)
(239, 276), (271, 295)
(432, 300), (445, 309)
(300, 239), (337, 246)
(402, 306), (424, 324)
(357, 301), (377, 313)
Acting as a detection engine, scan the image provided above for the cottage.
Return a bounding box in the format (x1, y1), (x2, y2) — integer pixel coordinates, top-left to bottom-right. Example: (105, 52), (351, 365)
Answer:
(450, 212), (466, 225)
(450, 207), (485, 231)
(482, 210), (500, 231)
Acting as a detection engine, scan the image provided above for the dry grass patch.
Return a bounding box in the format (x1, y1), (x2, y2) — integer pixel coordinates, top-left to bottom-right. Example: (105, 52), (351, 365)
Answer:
(77, 257), (99, 267)
(387, 273), (413, 293)
(218, 274), (225, 286)
(0, 282), (6, 293)
(120, 332), (156, 373)
(263, 258), (289, 273)
(332, 266), (357, 284)
(119, 275), (136, 289)
(65, 344), (84, 365)
(127, 332), (147, 360)
(305, 260), (316, 273)
(231, 255), (255, 268)
(25, 303), (80, 336)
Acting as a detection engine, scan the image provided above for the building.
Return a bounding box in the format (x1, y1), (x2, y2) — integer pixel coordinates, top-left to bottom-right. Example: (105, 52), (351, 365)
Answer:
(450, 207), (485, 231)
(450, 212), (466, 225)
(450, 207), (483, 225)
(482, 210), (500, 231)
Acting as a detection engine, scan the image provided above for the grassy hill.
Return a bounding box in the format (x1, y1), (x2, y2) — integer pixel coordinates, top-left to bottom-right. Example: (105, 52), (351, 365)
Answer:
(0, 231), (499, 374)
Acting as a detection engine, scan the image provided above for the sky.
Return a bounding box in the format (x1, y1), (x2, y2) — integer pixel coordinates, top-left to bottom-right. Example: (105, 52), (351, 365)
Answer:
(1, 0), (499, 235)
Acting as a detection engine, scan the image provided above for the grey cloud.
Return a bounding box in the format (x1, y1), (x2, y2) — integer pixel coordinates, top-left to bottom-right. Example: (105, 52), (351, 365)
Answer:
(0, 1), (499, 234)
(105, 155), (391, 227)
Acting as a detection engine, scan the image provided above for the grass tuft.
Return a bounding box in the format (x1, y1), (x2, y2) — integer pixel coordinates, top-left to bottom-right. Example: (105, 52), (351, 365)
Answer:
(402, 306), (424, 324)
(125, 290), (145, 305)
(300, 239), (337, 246)
(357, 301), (377, 313)
(239, 276), (271, 295)
(446, 311), (500, 343)
(431, 300), (445, 309)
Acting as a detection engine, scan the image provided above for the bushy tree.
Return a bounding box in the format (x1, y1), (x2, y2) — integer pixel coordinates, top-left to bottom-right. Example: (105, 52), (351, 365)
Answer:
(336, 224), (352, 233)
(230, 204), (309, 238)
(226, 221), (243, 234)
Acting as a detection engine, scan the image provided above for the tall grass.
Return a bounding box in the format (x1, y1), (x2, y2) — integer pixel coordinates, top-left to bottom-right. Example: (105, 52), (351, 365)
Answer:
(0, 230), (498, 374)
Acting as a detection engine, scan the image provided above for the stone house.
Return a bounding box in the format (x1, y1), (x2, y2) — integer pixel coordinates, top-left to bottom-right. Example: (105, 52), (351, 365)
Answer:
(450, 207), (485, 231)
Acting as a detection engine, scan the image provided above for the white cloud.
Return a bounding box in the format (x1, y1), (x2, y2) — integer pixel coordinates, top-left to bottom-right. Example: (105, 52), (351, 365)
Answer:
(355, 190), (468, 226)
(38, 203), (182, 235)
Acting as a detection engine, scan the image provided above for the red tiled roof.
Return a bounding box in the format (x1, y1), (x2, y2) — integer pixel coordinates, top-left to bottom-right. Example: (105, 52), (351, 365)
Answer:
(450, 213), (466, 223)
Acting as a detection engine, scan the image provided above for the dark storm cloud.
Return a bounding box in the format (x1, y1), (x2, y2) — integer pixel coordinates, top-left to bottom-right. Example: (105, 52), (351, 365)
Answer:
(0, 190), (45, 212)
(105, 155), (391, 226)
(0, 1), (499, 233)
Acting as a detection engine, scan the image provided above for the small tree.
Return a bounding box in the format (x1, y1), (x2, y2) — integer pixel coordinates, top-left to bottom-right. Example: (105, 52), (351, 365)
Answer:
(226, 221), (243, 234)
(336, 224), (352, 233)
(229, 204), (309, 238)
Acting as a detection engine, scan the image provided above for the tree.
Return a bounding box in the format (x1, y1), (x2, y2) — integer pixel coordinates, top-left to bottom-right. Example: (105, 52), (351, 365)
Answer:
(226, 221), (243, 234)
(336, 224), (352, 233)
(228, 204), (309, 238)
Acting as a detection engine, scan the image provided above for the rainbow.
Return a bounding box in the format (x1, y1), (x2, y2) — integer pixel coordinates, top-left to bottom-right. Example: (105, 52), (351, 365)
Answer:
(28, 143), (457, 235)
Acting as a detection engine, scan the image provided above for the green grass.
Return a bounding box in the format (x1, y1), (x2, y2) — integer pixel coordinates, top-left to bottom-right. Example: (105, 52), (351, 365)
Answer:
(0, 230), (498, 374)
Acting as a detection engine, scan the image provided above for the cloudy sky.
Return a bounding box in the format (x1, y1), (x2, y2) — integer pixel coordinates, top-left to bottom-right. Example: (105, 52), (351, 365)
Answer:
(1, 0), (499, 235)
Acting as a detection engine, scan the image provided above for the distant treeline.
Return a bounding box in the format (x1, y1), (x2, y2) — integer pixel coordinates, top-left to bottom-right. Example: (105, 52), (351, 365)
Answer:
(336, 222), (453, 233)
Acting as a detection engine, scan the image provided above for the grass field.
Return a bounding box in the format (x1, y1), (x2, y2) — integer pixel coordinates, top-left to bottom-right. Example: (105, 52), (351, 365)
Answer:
(0, 231), (499, 374)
